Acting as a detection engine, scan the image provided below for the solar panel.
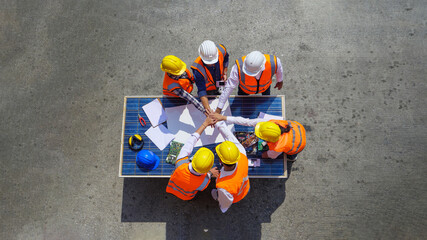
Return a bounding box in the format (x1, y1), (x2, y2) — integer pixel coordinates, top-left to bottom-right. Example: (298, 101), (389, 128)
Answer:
(119, 95), (287, 178)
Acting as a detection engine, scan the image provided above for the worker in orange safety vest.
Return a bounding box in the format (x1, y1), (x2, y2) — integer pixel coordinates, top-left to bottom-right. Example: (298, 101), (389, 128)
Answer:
(211, 121), (250, 213)
(209, 113), (306, 161)
(191, 40), (229, 115)
(215, 51), (284, 113)
(166, 117), (219, 200)
(161, 55), (207, 114)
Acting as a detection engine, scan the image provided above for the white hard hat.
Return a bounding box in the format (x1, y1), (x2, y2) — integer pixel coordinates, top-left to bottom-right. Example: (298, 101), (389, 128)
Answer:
(198, 40), (218, 64)
(243, 51), (266, 76)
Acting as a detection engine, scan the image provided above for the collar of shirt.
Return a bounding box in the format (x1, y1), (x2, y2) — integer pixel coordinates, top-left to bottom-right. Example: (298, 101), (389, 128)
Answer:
(219, 162), (238, 178)
(188, 162), (203, 176)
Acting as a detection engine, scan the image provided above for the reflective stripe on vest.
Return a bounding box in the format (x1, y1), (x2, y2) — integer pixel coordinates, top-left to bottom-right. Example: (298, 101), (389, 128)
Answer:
(167, 180), (197, 198)
(267, 120), (306, 155)
(287, 122), (296, 154)
(175, 158), (190, 168)
(195, 175), (210, 191)
(237, 176), (249, 196)
(237, 54), (277, 94)
(293, 124), (303, 154)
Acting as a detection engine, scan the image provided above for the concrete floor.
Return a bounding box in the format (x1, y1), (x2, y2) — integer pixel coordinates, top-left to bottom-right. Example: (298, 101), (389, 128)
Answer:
(1, 0), (426, 239)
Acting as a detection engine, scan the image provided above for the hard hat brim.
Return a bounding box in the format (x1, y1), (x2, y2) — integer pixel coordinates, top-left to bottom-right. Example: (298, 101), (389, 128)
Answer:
(242, 55), (266, 76)
(175, 62), (187, 75)
(254, 123), (263, 139)
(201, 54), (219, 65)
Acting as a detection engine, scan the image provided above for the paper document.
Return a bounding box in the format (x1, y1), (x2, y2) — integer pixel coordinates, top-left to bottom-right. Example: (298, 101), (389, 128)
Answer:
(142, 99), (167, 127)
(144, 124), (175, 151)
(258, 112), (283, 120)
(165, 98), (234, 147)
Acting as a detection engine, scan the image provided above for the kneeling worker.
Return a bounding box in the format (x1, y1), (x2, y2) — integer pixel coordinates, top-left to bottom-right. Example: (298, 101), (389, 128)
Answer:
(166, 117), (219, 200)
(161, 55), (207, 115)
(210, 113), (306, 161)
(211, 122), (250, 213)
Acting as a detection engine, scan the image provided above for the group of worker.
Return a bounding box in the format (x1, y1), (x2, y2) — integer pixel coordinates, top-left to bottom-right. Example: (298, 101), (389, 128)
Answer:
(162, 40), (306, 213)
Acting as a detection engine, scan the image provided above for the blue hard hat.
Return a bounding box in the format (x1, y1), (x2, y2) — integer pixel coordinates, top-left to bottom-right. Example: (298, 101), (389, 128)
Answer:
(136, 150), (160, 170)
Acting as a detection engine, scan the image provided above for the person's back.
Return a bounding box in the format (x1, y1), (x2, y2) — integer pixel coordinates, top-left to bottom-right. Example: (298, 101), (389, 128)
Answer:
(166, 155), (210, 200)
(216, 151), (250, 203)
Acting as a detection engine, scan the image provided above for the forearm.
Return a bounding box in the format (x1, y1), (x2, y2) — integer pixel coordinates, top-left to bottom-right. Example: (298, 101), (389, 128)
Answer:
(200, 96), (210, 111)
(174, 88), (205, 113)
(176, 133), (200, 160)
(195, 121), (209, 136)
(276, 57), (283, 82)
(226, 116), (265, 127)
(216, 121), (246, 155)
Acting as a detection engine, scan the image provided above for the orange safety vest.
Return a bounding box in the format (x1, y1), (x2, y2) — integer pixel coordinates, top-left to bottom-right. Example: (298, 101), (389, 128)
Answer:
(163, 68), (194, 97)
(166, 157), (210, 200)
(191, 44), (227, 91)
(236, 54), (277, 94)
(267, 120), (306, 155)
(216, 153), (250, 203)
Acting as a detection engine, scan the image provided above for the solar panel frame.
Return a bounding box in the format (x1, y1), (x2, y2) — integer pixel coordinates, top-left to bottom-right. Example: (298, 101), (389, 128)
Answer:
(119, 95), (287, 178)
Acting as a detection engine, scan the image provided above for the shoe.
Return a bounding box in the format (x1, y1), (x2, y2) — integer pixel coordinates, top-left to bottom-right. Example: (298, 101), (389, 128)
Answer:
(211, 189), (218, 201)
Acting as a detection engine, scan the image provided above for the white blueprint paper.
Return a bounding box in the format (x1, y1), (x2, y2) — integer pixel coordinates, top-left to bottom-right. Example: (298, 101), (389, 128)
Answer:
(165, 98), (234, 147)
(142, 98), (167, 127)
(144, 124), (175, 150)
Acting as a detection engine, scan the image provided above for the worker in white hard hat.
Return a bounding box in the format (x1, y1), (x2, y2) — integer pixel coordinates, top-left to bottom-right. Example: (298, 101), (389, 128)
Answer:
(214, 51), (283, 113)
(191, 40), (229, 114)
(210, 121), (250, 213)
(161, 55), (207, 115)
(209, 112), (306, 161)
(166, 117), (220, 200)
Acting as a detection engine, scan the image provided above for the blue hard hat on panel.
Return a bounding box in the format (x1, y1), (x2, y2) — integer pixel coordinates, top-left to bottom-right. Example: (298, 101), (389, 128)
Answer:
(136, 150), (160, 170)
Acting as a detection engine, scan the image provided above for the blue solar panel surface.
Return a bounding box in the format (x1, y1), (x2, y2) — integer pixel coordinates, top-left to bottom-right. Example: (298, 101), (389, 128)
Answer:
(120, 96), (285, 177)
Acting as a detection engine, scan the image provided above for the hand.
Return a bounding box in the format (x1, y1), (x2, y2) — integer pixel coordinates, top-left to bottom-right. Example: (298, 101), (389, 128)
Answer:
(221, 74), (227, 81)
(209, 112), (226, 122)
(209, 167), (220, 178)
(204, 108), (213, 116)
(274, 81), (283, 90)
(203, 115), (216, 127)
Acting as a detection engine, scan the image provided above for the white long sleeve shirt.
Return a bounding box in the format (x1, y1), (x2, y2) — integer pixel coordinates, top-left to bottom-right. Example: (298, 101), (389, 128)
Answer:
(217, 57), (283, 110)
(225, 116), (283, 159)
(215, 121), (247, 213)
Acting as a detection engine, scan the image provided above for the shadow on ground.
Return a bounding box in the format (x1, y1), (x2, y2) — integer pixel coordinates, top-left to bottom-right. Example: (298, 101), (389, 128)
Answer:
(121, 163), (293, 239)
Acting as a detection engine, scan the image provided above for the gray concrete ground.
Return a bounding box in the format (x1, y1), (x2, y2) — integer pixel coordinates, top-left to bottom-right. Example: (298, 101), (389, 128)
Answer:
(1, 0), (426, 239)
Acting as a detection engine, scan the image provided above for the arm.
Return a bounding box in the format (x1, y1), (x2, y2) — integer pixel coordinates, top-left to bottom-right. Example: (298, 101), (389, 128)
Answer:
(216, 121), (246, 155)
(200, 96), (212, 114)
(172, 88), (205, 113)
(176, 117), (215, 160)
(209, 113), (265, 127)
(193, 69), (208, 99)
(216, 65), (239, 113)
(217, 188), (234, 213)
(262, 150), (282, 159)
(274, 57), (283, 90)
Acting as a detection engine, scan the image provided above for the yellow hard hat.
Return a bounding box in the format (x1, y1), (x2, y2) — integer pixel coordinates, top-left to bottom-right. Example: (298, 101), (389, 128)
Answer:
(160, 55), (186, 75)
(215, 141), (240, 165)
(191, 147), (214, 174)
(255, 122), (281, 143)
